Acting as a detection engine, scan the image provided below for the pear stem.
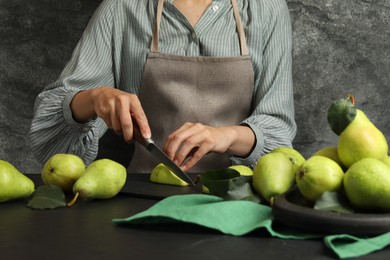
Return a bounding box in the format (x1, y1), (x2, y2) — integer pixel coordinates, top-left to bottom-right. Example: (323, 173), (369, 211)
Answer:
(67, 192), (80, 207)
(347, 94), (355, 106)
(269, 197), (275, 207)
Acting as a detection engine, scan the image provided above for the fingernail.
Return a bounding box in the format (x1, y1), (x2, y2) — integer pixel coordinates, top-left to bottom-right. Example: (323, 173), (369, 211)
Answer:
(143, 130), (151, 139)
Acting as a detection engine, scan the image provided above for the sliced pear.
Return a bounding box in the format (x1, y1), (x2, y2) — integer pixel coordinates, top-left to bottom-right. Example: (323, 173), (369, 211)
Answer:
(150, 163), (189, 186)
(228, 165), (253, 176)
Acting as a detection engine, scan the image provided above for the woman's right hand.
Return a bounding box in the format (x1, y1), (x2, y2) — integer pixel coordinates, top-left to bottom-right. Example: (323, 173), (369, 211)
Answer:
(70, 87), (151, 142)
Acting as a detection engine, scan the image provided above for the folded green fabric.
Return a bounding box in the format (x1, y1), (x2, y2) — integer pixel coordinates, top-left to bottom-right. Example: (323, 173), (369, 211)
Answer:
(114, 194), (275, 236)
(324, 232), (390, 258)
(113, 194), (390, 258)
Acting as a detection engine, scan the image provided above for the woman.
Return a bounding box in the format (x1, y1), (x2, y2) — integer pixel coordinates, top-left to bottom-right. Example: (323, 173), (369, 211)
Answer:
(29, 0), (296, 173)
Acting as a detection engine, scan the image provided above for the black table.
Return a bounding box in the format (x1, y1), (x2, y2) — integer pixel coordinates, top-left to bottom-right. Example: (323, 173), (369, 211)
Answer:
(0, 175), (388, 260)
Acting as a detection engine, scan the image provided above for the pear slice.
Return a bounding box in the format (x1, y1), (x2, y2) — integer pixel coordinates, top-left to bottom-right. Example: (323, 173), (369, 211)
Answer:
(228, 165), (253, 176)
(150, 163), (189, 186)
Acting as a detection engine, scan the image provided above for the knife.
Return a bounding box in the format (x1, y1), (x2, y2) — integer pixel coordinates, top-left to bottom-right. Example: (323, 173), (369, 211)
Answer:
(132, 122), (196, 186)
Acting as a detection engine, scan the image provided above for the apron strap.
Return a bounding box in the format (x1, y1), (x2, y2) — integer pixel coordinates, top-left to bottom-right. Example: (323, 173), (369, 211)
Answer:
(151, 0), (249, 56)
(151, 0), (164, 52)
(231, 0), (249, 56)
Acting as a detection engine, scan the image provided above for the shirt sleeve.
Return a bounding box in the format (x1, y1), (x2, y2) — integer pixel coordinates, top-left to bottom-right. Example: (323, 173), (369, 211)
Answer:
(28, 0), (117, 165)
(230, 0), (297, 168)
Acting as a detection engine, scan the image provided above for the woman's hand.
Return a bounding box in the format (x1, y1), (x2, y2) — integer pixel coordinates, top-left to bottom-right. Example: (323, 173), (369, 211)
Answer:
(70, 87), (151, 142)
(163, 122), (255, 171)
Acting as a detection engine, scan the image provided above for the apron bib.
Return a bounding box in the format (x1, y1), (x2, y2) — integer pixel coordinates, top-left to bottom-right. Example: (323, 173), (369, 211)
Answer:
(128, 0), (254, 173)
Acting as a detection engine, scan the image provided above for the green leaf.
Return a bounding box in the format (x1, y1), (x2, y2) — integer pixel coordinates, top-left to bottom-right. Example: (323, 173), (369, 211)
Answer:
(223, 176), (263, 203)
(327, 97), (357, 135)
(27, 185), (67, 210)
(314, 191), (355, 214)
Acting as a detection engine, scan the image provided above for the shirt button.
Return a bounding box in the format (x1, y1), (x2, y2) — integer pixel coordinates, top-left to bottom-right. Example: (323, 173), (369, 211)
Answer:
(191, 32), (197, 40)
(212, 5), (219, 11)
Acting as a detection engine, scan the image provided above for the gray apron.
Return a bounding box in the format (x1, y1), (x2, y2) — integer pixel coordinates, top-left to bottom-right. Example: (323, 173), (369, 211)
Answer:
(128, 0), (254, 173)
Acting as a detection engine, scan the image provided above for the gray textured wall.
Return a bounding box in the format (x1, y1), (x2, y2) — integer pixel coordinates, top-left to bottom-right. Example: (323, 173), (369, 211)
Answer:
(1, 0), (389, 173)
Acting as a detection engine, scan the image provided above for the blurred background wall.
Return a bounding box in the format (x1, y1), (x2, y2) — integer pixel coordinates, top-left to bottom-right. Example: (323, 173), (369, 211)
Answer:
(1, 0), (389, 173)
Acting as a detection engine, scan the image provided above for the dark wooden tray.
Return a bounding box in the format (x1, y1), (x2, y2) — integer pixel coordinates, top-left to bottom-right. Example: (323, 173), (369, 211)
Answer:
(272, 188), (390, 236)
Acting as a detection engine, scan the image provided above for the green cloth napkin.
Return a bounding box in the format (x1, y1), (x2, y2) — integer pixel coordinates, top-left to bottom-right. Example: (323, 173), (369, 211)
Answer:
(113, 194), (390, 258)
(324, 232), (390, 258)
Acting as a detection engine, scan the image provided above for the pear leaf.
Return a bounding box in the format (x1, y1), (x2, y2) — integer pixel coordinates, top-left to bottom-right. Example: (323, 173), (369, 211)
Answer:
(314, 191), (355, 214)
(223, 176), (262, 203)
(327, 97), (357, 135)
(27, 185), (67, 210)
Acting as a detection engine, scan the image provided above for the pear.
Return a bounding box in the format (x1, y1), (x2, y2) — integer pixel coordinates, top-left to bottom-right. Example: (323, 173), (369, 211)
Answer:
(150, 163), (189, 186)
(381, 156), (390, 168)
(327, 95), (388, 168)
(0, 160), (35, 203)
(42, 153), (85, 192)
(252, 152), (294, 204)
(344, 158), (390, 211)
(68, 159), (126, 205)
(295, 156), (344, 202)
(228, 165), (253, 176)
(313, 146), (346, 169)
(270, 147), (305, 173)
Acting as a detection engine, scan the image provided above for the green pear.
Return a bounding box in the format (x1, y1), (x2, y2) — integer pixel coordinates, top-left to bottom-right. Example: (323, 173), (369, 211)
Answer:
(313, 146), (346, 169)
(70, 159), (126, 204)
(252, 152), (294, 203)
(338, 110), (388, 167)
(270, 147), (305, 173)
(380, 156), (390, 168)
(41, 153), (85, 192)
(295, 155), (344, 202)
(344, 158), (390, 211)
(327, 96), (388, 167)
(0, 160), (35, 203)
(228, 165), (253, 176)
(150, 163), (189, 186)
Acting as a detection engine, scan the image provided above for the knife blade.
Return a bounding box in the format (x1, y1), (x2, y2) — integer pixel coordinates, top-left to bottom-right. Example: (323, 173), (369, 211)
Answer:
(132, 122), (196, 186)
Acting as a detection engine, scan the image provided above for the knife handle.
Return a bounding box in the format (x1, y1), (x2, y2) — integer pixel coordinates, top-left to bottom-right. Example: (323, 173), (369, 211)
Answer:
(132, 119), (154, 148)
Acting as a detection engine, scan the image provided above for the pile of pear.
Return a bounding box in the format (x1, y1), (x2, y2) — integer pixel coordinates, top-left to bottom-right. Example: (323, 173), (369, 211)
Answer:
(252, 95), (390, 212)
(41, 154), (127, 206)
(0, 154), (127, 205)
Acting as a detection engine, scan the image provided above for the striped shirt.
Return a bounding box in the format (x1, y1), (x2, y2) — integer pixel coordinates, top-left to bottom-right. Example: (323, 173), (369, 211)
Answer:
(29, 0), (296, 168)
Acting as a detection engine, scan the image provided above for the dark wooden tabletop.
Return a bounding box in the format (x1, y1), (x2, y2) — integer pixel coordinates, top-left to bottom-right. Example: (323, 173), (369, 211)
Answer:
(0, 174), (388, 260)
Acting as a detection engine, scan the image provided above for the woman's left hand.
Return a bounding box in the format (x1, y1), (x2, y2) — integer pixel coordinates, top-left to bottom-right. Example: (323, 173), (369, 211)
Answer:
(163, 122), (255, 171)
